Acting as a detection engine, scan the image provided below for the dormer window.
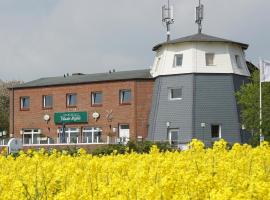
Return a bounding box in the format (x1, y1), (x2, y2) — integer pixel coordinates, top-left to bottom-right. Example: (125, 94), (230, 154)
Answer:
(205, 53), (215, 66)
(235, 55), (242, 68)
(174, 54), (183, 67)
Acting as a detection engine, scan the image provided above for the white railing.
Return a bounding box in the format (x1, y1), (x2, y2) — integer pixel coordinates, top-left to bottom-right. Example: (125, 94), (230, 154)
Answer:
(0, 139), (9, 146)
(22, 136), (109, 146)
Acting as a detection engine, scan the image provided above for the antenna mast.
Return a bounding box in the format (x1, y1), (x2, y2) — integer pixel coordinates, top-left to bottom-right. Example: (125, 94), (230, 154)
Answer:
(162, 0), (174, 42)
(195, 0), (204, 33)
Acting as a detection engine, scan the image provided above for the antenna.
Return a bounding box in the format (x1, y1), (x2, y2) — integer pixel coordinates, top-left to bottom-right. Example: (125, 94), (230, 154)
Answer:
(195, 0), (204, 33)
(162, 0), (174, 42)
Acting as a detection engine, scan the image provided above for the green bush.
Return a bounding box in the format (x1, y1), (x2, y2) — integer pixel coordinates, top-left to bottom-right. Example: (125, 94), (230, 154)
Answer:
(91, 141), (172, 156)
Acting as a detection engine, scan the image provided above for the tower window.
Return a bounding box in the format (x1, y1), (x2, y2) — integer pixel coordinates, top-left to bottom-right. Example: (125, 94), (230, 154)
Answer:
(205, 53), (215, 66)
(169, 88), (182, 100)
(235, 55), (242, 68)
(174, 54), (183, 67)
(211, 125), (221, 139)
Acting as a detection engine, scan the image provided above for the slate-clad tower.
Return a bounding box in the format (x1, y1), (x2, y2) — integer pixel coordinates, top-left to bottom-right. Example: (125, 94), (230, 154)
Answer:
(148, 33), (250, 145)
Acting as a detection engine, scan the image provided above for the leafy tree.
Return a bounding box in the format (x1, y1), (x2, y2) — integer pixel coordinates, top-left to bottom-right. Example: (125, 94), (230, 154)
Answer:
(236, 70), (270, 138)
(0, 80), (23, 135)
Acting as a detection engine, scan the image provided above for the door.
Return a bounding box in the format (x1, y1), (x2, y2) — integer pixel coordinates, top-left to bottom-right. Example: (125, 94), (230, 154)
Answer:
(119, 124), (130, 144)
(169, 129), (179, 146)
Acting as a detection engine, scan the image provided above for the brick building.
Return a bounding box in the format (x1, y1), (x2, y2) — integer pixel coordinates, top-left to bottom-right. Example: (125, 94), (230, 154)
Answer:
(9, 69), (154, 145)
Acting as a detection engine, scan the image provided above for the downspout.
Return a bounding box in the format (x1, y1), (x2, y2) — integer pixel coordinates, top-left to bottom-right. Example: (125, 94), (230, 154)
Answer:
(12, 87), (14, 137)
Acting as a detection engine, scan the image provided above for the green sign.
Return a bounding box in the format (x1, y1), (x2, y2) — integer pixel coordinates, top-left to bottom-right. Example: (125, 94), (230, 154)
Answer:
(54, 112), (88, 124)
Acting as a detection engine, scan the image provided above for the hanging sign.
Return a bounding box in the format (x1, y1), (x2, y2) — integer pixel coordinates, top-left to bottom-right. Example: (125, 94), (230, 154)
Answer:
(54, 112), (88, 124)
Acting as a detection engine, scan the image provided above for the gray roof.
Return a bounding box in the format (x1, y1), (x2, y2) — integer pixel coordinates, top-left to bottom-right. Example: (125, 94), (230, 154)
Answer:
(12, 69), (152, 89)
(153, 33), (249, 51)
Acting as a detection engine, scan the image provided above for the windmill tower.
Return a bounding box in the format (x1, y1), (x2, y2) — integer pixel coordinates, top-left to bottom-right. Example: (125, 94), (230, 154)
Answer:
(148, 0), (250, 146)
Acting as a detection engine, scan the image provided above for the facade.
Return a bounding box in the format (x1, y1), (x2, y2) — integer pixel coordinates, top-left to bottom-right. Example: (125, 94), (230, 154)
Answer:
(9, 70), (154, 146)
(6, 33), (252, 147)
(148, 33), (250, 145)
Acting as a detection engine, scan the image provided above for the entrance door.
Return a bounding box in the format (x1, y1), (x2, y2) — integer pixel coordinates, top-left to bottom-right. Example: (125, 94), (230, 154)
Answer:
(169, 129), (179, 146)
(119, 124), (130, 144)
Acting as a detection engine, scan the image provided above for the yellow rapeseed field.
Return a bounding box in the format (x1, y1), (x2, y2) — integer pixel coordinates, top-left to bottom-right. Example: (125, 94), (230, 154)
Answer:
(1, 139), (270, 200)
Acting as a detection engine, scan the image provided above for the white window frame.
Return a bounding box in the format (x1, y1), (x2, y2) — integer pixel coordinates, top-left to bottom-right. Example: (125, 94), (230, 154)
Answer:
(58, 127), (80, 144)
(82, 127), (101, 144)
(211, 124), (222, 140)
(169, 129), (179, 145)
(173, 54), (183, 67)
(43, 95), (53, 108)
(20, 96), (30, 110)
(66, 93), (77, 107)
(168, 88), (182, 101)
(22, 129), (41, 145)
(235, 55), (242, 68)
(205, 53), (215, 66)
(91, 92), (102, 105)
(120, 89), (132, 104)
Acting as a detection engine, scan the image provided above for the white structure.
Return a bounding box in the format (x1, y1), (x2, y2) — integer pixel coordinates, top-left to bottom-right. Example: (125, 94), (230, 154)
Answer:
(151, 33), (250, 77)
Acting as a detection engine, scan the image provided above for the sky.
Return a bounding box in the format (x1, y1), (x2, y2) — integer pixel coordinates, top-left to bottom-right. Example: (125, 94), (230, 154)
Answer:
(0, 0), (269, 81)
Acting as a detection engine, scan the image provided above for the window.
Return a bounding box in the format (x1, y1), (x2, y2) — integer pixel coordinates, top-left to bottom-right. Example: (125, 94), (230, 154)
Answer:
(235, 55), (241, 68)
(211, 125), (221, 139)
(43, 95), (53, 108)
(58, 127), (80, 144)
(20, 97), (30, 110)
(22, 129), (41, 145)
(120, 90), (131, 104)
(169, 88), (182, 100)
(169, 129), (179, 146)
(82, 127), (101, 143)
(91, 92), (102, 105)
(205, 53), (215, 66)
(66, 94), (77, 107)
(119, 124), (130, 144)
(174, 54), (183, 67)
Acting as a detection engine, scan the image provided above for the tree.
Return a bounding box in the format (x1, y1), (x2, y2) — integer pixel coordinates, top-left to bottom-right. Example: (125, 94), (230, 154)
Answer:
(0, 80), (23, 135)
(236, 70), (270, 139)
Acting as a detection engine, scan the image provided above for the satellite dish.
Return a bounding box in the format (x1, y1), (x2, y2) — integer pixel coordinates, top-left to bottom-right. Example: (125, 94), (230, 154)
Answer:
(92, 112), (100, 121)
(7, 138), (22, 154)
(43, 114), (50, 121)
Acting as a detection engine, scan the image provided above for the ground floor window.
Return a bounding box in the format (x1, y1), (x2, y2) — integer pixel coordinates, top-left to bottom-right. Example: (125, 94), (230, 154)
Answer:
(82, 127), (101, 143)
(211, 125), (221, 140)
(22, 129), (41, 145)
(169, 129), (179, 146)
(118, 124), (130, 144)
(58, 128), (80, 144)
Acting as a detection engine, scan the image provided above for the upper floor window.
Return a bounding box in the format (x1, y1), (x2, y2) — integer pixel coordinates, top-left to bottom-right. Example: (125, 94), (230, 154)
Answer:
(66, 93), (77, 107)
(43, 95), (53, 108)
(235, 55), (242, 68)
(20, 96), (30, 110)
(120, 89), (131, 104)
(174, 54), (183, 67)
(169, 88), (182, 100)
(91, 92), (102, 106)
(205, 53), (215, 66)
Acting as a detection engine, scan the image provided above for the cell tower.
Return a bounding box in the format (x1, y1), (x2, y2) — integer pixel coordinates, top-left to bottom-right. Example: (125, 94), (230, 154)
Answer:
(195, 0), (204, 33)
(162, 0), (174, 42)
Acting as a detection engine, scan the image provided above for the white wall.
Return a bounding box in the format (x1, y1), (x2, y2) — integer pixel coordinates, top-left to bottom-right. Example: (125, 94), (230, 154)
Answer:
(151, 42), (250, 77)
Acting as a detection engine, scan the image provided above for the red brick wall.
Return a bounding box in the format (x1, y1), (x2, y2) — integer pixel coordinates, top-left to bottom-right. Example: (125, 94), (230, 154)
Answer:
(10, 79), (154, 141)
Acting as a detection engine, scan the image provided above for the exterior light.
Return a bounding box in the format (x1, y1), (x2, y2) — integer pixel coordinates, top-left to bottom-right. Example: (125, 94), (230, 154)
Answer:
(201, 123), (206, 128)
(166, 121), (171, 128)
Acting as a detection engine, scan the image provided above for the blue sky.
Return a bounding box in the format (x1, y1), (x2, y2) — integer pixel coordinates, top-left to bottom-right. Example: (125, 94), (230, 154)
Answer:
(0, 0), (269, 81)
